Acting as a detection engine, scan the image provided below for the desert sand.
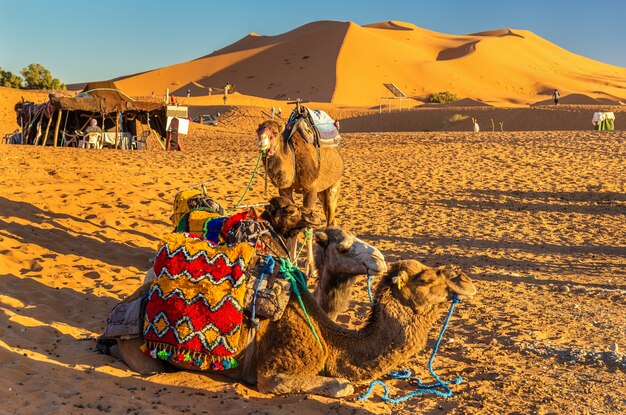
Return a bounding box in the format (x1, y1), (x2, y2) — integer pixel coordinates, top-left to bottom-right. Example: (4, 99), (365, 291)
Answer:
(1, 18), (626, 415)
(1, 100), (625, 414)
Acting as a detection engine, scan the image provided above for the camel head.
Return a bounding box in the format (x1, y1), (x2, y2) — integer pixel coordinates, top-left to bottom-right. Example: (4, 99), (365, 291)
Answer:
(314, 228), (387, 280)
(385, 260), (476, 312)
(256, 120), (284, 155)
(260, 196), (320, 238)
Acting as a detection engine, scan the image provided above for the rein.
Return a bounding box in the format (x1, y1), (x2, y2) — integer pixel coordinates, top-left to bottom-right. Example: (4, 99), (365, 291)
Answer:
(358, 294), (463, 403)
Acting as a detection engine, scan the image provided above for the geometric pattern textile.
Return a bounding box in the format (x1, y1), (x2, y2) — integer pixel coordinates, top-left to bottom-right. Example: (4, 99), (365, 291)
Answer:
(143, 232), (255, 370)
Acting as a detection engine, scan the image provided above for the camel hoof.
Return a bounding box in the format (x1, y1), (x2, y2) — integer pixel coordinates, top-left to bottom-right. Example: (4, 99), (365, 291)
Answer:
(332, 378), (354, 398)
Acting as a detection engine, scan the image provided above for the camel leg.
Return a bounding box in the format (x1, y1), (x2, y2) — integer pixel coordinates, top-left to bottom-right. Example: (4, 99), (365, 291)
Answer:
(115, 338), (165, 375)
(278, 188), (294, 202)
(304, 230), (317, 279)
(319, 180), (341, 227)
(257, 373), (354, 398)
(302, 188), (319, 278)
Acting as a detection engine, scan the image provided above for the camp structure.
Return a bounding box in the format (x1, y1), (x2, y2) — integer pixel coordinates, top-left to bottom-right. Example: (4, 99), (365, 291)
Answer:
(14, 81), (168, 149)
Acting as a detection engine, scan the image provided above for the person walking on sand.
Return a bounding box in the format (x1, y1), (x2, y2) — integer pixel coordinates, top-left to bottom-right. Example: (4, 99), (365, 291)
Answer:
(223, 82), (232, 105)
(553, 89), (560, 105)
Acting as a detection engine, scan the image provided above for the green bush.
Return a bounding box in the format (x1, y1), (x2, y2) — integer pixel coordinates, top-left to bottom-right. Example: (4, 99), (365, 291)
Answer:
(20, 63), (65, 90)
(0, 68), (23, 88)
(427, 91), (459, 104)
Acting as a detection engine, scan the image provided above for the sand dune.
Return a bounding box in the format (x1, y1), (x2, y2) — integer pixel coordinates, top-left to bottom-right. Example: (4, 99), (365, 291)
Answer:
(97, 20), (626, 107)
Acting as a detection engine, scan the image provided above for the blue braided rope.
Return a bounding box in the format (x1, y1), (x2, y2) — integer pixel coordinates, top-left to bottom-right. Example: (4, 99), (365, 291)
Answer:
(250, 255), (275, 328)
(366, 272), (375, 305)
(358, 294), (463, 403)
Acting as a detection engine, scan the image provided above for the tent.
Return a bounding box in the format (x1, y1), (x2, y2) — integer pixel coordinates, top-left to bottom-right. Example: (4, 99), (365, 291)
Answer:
(14, 81), (169, 147)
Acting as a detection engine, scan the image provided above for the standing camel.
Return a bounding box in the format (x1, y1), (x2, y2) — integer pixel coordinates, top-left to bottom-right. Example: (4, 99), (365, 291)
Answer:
(256, 119), (343, 227)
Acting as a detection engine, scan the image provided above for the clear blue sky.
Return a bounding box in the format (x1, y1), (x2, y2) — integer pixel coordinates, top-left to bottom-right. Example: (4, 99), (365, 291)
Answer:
(1, 0), (625, 84)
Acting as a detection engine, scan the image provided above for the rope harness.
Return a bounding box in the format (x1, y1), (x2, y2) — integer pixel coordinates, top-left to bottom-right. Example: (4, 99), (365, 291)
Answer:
(277, 257), (323, 350)
(358, 294), (463, 403)
(227, 151), (265, 214)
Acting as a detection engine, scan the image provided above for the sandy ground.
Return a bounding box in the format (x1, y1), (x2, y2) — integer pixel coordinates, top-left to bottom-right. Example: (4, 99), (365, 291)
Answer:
(1, 115), (625, 414)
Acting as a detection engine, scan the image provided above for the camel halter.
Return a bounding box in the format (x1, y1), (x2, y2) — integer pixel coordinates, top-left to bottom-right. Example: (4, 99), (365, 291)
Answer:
(358, 294), (463, 403)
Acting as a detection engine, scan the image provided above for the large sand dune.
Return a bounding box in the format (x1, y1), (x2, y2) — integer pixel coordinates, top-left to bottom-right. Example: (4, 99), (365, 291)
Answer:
(102, 20), (626, 107)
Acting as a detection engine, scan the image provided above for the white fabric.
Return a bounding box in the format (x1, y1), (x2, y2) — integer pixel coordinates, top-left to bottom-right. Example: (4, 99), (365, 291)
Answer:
(592, 112), (615, 125)
(103, 132), (132, 149)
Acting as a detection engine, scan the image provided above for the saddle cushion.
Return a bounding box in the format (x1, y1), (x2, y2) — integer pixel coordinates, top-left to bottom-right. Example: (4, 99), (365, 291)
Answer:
(143, 232), (255, 370)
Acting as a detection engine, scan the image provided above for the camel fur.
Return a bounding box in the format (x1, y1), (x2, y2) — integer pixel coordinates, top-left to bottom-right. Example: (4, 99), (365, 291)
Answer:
(256, 120), (344, 227)
(312, 228), (386, 321)
(114, 254), (475, 398)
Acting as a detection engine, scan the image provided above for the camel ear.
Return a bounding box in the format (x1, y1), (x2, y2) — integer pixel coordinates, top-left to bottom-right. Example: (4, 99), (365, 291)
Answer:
(314, 230), (329, 247)
(391, 270), (409, 290)
(263, 199), (278, 219)
(445, 273), (476, 298)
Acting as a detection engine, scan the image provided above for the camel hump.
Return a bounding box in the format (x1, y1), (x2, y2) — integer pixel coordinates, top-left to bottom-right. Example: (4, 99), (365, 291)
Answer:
(286, 108), (341, 149)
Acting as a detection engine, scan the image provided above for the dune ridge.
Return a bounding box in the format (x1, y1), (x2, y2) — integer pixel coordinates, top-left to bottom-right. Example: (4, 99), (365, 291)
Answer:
(90, 20), (626, 107)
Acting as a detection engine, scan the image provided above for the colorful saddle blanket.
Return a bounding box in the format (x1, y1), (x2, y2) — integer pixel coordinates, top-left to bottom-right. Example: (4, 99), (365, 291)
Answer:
(143, 232), (255, 370)
(286, 106), (341, 148)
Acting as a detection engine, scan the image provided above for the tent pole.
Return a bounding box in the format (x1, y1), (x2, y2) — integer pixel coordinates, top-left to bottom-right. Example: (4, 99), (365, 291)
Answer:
(101, 113), (105, 149)
(42, 110), (52, 146)
(53, 108), (62, 147)
(115, 111), (120, 149)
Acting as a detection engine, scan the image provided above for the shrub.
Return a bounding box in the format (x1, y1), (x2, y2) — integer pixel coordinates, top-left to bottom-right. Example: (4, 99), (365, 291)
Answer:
(0, 68), (23, 88)
(427, 91), (459, 104)
(20, 63), (65, 90)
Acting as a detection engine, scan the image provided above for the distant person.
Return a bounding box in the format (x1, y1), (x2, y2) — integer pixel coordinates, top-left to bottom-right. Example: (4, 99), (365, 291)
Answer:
(208, 87), (212, 96)
(473, 119), (480, 133)
(170, 93), (176, 105)
(270, 106), (275, 118)
(223, 82), (231, 104)
(186, 89), (191, 98)
(553, 89), (560, 105)
(277, 107), (282, 118)
(85, 118), (102, 134)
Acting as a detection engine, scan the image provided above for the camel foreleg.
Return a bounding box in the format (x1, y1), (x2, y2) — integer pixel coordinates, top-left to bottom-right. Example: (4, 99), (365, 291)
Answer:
(318, 180), (341, 227)
(257, 373), (354, 398)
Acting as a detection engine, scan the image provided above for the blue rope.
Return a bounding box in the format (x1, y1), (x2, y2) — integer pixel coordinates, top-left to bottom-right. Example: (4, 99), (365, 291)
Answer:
(366, 272), (375, 305)
(250, 255), (275, 328)
(358, 294), (463, 403)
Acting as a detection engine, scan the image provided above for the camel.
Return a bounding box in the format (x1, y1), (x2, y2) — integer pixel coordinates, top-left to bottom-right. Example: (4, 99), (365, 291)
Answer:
(256, 119), (344, 227)
(113, 254), (475, 398)
(312, 228), (384, 321)
(257, 119), (344, 276)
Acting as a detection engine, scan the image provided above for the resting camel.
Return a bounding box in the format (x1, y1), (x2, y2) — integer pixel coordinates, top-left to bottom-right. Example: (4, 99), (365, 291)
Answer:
(256, 119), (343, 227)
(114, 255), (475, 398)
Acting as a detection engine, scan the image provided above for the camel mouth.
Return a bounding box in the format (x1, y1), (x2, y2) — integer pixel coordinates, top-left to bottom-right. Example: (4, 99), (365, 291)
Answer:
(453, 292), (475, 301)
(366, 263), (387, 277)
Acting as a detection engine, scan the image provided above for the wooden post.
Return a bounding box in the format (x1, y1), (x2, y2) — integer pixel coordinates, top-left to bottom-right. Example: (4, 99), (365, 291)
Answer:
(101, 113), (105, 149)
(115, 112), (120, 149)
(42, 111), (52, 146)
(53, 108), (62, 147)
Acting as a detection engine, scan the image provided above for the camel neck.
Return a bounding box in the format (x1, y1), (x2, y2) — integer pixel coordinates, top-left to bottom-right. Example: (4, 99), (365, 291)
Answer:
(324, 288), (445, 382)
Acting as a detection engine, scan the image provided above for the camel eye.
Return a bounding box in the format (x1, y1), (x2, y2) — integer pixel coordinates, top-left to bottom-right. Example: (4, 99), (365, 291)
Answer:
(337, 242), (351, 253)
